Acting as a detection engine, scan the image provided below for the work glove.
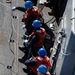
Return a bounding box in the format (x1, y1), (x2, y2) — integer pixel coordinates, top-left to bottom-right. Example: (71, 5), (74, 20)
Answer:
(23, 35), (28, 39)
(22, 24), (26, 29)
(24, 39), (28, 46)
(23, 40), (30, 50)
(12, 7), (16, 11)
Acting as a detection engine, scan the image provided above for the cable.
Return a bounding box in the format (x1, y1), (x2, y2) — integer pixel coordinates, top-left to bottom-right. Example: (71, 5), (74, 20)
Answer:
(4, 1), (16, 74)
(60, 37), (74, 56)
(45, 17), (55, 24)
(0, 3), (16, 75)
(61, 49), (71, 56)
(51, 18), (56, 23)
(60, 36), (72, 56)
(58, 18), (74, 56)
(8, 11), (14, 54)
(39, 5), (44, 13)
(0, 0), (15, 72)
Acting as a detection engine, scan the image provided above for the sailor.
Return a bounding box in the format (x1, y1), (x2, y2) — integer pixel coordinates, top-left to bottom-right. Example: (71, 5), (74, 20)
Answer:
(24, 0), (37, 6)
(21, 1), (40, 35)
(18, 20), (47, 63)
(12, 1), (44, 35)
(12, 4), (26, 12)
(23, 48), (52, 75)
(11, 0), (37, 12)
(37, 65), (51, 75)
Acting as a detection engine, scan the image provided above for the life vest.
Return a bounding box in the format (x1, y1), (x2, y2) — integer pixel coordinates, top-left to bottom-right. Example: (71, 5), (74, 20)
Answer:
(22, 6), (40, 25)
(28, 27), (47, 47)
(29, 56), (52, 74)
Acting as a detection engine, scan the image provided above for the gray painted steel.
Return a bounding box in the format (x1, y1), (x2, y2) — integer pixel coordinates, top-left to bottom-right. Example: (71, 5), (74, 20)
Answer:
(54, 0), (75, 75)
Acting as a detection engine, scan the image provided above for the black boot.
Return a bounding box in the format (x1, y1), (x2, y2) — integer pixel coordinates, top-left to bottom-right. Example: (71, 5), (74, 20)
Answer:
(18, 53), (29, 63)
(18, 45), (25, 52)
(22, 68), (27, 73)
(18, 58), (25, 63)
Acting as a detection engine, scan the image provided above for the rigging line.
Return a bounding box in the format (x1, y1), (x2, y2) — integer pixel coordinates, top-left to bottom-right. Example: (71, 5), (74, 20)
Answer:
(0, 1), (15, 71)
(60, 35), (72, 56)
(39, 6), (44, 16)
(51, 18), (56, 23)
(0, 10), (23, 38)
(61, 49), (71, 56)
(7, 4), (15, 75)
(9, 2), (17, 75)
(8, 44), (15, 69)
(59, 18), (72, 56)
(45, 17), (55, 24)
(12, 16), (23, 37)
(11, 57), (15, 69)
(8, 22), (14, 54)
(0, 1), (18, 75)
(61, 42), (74, 56)
(9, 3), (15, 70)
(8, 42), (14, 54)
(0, 1), (15, 75)
(8, 11), (14, 54)
(39, 5), (44, 12)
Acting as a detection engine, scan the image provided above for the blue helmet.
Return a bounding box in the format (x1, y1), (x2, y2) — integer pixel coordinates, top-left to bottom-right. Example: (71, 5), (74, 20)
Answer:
(24, 1), (33, 9)
(32, 20), (42, 28)
(37, 65), (47, 73)
(38, 48), (47, 56)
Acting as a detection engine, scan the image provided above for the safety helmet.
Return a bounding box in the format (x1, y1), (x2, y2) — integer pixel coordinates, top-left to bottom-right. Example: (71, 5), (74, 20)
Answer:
(38, 48), (47, 56)
(37, 65), (47, 73)
(32, 20), (42, 28)
(24, 1), (33, 9)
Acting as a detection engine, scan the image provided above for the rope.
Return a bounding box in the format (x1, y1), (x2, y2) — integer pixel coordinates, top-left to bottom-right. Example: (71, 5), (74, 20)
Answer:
(8, 11), (14, 54)
(0, 1), (17, 75)
(45, 17), (55, 24)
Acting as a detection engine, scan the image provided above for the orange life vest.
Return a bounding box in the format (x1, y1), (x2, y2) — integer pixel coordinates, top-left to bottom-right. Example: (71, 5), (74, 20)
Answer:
(29, 56), (52, 74)
(22, 6), (40, 24)
(28, 27), (47, 47)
